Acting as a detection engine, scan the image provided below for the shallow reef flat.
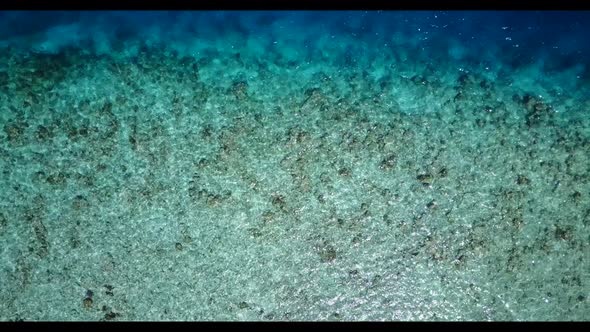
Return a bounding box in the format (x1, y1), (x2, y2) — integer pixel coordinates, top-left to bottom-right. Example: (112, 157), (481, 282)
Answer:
(0, 16), (589, 321)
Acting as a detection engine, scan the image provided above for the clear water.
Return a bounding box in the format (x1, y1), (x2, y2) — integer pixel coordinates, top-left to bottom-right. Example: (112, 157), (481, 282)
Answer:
(0, 10), (588, 321)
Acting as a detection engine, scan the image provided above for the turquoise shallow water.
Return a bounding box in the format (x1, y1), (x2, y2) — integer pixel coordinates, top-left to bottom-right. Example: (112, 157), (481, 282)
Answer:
(0, 11), (588, 321)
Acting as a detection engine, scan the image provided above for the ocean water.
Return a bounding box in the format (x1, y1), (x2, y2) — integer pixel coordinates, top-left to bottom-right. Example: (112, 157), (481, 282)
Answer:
(0, 10), (588, 321)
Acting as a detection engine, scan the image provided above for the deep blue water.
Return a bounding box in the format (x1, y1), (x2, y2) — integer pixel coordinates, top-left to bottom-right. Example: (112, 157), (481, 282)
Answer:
(1, 11), (589, 67)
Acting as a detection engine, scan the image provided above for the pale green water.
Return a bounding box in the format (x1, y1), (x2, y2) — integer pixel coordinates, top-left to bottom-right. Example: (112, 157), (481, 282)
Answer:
(0, 11), (588, 321)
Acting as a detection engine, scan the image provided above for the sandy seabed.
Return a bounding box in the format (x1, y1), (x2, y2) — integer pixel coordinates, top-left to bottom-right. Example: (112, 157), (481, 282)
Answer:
(0, 26), (588, 320)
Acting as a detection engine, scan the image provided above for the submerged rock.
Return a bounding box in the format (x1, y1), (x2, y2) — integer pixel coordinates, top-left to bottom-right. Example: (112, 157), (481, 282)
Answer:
(230, 80), (249, 100)
(521, 93), (554, 127)
(4, 122), (25, 143)
(417, 173), (433, 186)
(379, 154), (396, 171)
